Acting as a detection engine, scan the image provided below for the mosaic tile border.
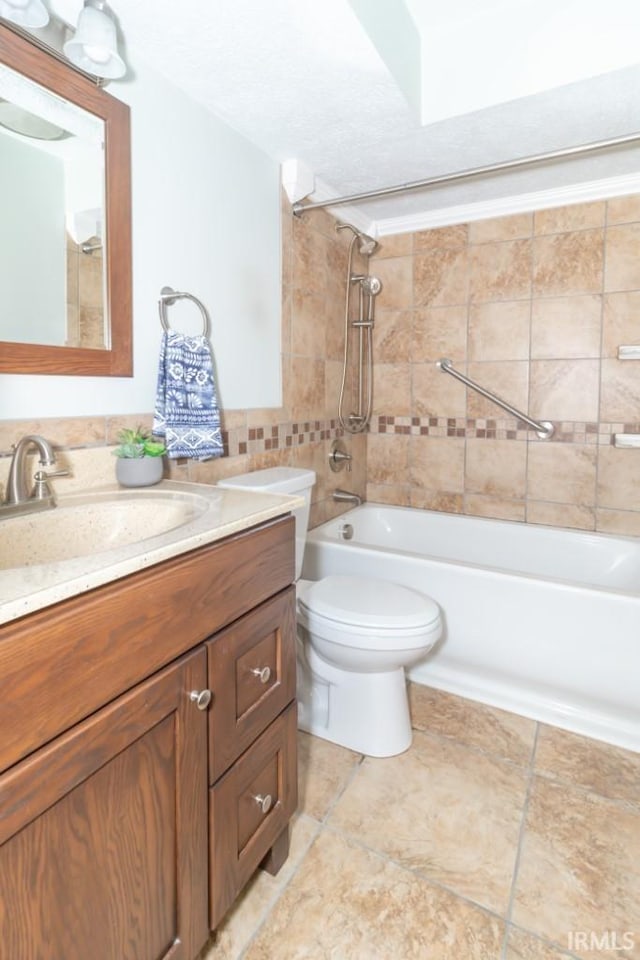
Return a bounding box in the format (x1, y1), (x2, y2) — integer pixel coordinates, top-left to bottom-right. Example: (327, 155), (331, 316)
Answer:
(0, 418), (346, 462)
(371, 416), (640, 445)
(222, 415), (640, 455)
(3, 413), (637, 463)
(223, 419), (343, 457)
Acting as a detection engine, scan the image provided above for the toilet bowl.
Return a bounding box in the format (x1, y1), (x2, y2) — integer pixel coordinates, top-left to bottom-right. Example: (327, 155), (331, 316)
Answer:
(297, 574), (441, 755)
(218, 467), (442, 757)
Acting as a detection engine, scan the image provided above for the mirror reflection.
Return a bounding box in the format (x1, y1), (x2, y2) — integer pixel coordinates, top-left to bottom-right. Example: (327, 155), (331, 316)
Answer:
(0, 59), (106, 350)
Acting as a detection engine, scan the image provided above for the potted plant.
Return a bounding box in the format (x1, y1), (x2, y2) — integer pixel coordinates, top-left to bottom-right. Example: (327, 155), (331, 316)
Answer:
(112, 426), (166, 487)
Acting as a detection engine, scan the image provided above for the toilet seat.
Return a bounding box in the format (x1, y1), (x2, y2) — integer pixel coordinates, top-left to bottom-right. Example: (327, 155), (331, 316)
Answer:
(298, 575), (441, 650)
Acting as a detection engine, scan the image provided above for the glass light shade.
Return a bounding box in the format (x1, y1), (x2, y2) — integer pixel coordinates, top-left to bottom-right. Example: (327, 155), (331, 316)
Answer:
(0, 0), (49, 28)
(63, 4), (125, 79)
(0, 99), (68, 139)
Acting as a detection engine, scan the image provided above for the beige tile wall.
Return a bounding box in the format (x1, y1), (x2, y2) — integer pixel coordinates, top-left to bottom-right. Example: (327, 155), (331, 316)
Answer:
(6, 192), (640, 536)
(0, 196), (365, 528)
(368, 194), (640, 534)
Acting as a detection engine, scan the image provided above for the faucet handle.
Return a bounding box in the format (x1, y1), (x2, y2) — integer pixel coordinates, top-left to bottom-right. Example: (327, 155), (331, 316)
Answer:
(31, 469), (71, 501)
(329, 439), (353, 473)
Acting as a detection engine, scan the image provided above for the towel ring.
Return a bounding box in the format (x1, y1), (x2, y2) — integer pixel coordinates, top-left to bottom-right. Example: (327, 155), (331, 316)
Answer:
(158, 286), (211, 338)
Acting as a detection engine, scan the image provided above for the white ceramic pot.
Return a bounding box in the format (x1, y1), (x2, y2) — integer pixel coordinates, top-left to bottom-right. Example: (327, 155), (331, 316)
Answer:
(115, 456), (164, 487)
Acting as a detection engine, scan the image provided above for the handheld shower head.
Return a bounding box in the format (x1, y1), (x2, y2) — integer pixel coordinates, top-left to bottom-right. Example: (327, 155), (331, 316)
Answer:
(358, 235), (378, 256)
(361, 276), (382, 297)
(335, 222), (379, 256)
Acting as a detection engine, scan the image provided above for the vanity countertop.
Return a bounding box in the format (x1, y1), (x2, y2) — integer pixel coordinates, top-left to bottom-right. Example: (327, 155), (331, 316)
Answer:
(0, 480), (301, 626)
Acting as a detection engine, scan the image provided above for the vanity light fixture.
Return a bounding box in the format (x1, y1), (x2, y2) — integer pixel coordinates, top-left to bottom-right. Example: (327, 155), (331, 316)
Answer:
(63, 0), (125, 80)
(0, 0), (49, 29)
(0, 0), (126, 82)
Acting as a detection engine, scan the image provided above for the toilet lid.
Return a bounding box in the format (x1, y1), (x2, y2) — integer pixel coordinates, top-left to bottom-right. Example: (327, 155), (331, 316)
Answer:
(298, 575), (440, 631)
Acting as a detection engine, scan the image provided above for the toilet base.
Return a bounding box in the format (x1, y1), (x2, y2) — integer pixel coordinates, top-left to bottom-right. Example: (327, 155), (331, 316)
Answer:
(296, 640), (413, 757)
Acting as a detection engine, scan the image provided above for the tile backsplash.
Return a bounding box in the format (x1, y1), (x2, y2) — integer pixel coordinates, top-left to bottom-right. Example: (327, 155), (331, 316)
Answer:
(3, 192), (640, 536)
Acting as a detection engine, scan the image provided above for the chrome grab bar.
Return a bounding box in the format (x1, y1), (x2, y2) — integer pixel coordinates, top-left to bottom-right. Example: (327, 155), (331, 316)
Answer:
(436, 359), (554, 440)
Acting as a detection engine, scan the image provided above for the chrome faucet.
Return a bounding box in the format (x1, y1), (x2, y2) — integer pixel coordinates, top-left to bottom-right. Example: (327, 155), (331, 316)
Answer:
(333, 488), (362, 507)
(2, 435), (69, 515)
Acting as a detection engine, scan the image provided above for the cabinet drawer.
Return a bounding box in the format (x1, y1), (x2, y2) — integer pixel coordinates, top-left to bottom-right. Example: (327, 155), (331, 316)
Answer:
(209, 701), (297, 929)
(207, 588), (296, 782)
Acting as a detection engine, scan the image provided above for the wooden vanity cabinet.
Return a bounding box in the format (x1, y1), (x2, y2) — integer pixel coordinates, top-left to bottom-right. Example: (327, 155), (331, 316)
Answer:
(0, 515), (297, 960)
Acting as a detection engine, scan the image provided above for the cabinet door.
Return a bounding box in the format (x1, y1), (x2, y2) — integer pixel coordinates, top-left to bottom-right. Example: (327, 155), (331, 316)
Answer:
(0, 649), (209, 960)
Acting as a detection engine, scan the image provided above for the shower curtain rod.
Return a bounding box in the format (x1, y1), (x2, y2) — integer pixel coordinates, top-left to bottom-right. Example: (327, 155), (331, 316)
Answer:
(292, 131), (640, 215)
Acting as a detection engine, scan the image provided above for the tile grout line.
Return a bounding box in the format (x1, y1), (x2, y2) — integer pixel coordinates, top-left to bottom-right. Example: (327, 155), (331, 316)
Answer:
(233, 750), (366, 960)
(237, 753), (365, 956)
(235, 813), (325, 960)
(304, 717), (533, 944)
(594, 207), (607, 526)
(463, 227), (471, 516)
(320, 818), (508, 929)
(506, 922), (586, 960)
(524, 229), (534, 523)
(412, 702), (640, 806)
(533, 767), (640, 812)
(499, 721), (540, 960)
(409, 717), (535, 774)
(318, 752), (366, 824)
(285, 723), (530, 941)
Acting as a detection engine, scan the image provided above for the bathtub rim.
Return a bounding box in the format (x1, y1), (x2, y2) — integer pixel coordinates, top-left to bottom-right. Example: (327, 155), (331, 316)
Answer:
(308, 502), (640, 598)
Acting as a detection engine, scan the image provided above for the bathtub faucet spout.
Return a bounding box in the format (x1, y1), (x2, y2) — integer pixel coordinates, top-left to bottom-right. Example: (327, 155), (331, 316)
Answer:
(333, 488), (362, 506)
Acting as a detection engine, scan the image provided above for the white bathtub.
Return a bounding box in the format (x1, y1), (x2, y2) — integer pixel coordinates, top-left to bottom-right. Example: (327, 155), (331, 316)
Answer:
(302, 504), (640, 752)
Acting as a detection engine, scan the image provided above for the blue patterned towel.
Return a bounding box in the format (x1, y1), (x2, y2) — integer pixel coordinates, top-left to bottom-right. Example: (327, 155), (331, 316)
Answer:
(153, 330), (224, 460)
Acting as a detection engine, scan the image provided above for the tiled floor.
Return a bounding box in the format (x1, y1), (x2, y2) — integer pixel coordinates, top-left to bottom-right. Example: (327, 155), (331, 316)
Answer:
(200, 685), (640, 960)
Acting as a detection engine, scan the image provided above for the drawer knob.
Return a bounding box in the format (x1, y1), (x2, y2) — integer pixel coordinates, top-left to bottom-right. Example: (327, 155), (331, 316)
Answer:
(252, 793), (273, 815)
(189, 689), (212, 710)
(251, 666), (271, 684)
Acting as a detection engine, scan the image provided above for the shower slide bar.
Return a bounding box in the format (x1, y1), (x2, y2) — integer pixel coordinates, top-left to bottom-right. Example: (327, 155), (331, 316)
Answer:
(437, 358), (554, 440)
(292, 131), (640, 215)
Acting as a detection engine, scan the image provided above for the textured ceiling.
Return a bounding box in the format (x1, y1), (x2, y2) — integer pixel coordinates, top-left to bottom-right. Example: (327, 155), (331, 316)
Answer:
(50, 0), (640, 228)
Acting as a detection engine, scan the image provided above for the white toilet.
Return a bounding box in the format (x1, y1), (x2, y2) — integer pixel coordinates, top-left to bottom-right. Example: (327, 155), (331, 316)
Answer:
(218, 467), (442, 757)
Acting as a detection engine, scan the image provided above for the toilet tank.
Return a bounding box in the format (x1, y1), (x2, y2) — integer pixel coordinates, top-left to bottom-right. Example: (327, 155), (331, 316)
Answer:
(217, 467), (316, 579)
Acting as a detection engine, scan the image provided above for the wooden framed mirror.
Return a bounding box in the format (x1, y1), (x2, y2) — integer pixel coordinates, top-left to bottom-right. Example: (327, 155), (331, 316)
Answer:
(0, 22), (132, 376)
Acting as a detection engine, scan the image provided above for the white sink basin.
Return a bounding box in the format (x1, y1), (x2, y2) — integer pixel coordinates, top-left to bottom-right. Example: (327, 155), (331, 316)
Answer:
(0, 488), (210, 569)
